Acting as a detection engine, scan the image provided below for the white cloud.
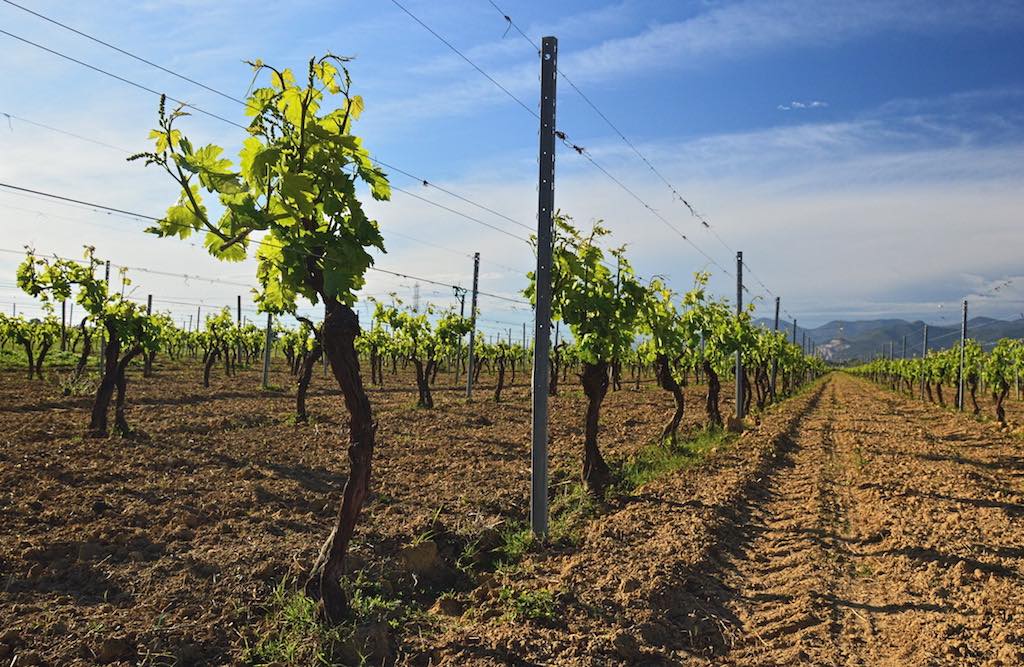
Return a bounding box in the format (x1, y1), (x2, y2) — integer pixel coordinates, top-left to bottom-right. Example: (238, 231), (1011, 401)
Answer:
(372, 0), (1024, 124)
(778, 100), (828, 111)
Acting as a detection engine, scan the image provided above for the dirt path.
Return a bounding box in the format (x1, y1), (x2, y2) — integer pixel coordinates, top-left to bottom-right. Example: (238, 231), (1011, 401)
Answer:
(434, 373), (1024, 666)
(710, 373), (1024, 666)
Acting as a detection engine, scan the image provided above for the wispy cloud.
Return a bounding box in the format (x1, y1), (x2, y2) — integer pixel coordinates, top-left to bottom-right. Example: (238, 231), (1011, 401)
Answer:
(778, 100), (829, 111)
(369, 0), (1024, 126)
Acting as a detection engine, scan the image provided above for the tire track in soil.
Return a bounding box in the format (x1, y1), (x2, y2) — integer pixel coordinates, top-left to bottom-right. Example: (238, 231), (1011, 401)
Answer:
(708, 373), (1024, 666)
(713, 380), (846, 666)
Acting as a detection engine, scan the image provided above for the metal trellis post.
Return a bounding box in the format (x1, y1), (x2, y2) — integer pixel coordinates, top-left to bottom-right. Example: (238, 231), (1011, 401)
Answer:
(99, 260), (110, 369)
(921, 324), (929, 400)
(770, 296), (780, 400)
(531, 35), (558, 538)
(465, 253), (480, 398)
(958, 300), (967, 411)
(735, 251), (744, 420)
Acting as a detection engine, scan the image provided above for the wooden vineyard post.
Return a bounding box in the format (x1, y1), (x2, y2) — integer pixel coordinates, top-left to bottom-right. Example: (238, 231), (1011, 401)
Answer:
(531, 35), (557, 538)
(465, 253), (480, 398)
(735, 251), (744, 420)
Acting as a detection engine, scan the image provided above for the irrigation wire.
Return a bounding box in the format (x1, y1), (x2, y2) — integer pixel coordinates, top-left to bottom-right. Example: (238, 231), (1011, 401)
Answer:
(0, 6), (530, 236)
(0, 184), (533, 304)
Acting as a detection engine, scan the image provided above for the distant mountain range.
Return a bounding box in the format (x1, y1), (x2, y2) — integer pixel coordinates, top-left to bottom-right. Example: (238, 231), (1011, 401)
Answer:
(753, 317), (1024, 363)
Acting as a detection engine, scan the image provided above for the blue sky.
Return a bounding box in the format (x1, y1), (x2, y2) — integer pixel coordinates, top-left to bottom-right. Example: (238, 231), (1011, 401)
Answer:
(2, 0), (1024, 332)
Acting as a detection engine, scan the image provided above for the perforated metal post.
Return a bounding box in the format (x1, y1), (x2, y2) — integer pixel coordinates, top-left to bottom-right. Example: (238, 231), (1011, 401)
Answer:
(735, 251), (744, 419)
(465, 253), (480, 398)
(531, 36), (558, 538)
(99, 260), (110, 369)
(958, 300), (967, 411)
(921, 324), (929, 399)
(770, 296), (780, 400)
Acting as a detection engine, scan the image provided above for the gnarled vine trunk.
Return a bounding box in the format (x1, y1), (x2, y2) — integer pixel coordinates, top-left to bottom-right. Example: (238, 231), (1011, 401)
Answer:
(34, 339), (51, 380)
(655, 354), (684, 444)
(19, 338), (36, 380)
(742, 369), (753, 415)
(412, 359), (434, 408)
(581, 361), (611, 495)
(494, 355), (506, 403)
(72, 318), (92, 383)
(703, 359), (723, 428)
(114, 347), (142, 434)
(296, 343), (323, 423)
(611, 360), (622, 391)
(89, 322), (121, 437)
(968, 378), (980, 416)
(203, 349), (218, 388)
(995, 382), (1009, 426)
(548, 343), (562, 395)
(305, 299), (376, 625)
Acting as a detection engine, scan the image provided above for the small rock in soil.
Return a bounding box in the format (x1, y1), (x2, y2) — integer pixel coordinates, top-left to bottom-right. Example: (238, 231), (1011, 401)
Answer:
(619, 577), (640, 594)
(97, 637), (135, 663)
(611, 631), (643, 661)
(343, 622), (392, 665)
(0, 629), (21, 646)
(16, 650), (45, 666)
(78, 542), (104, 561)
(431, 596), (466, 616)
(398, 541), (441, 575)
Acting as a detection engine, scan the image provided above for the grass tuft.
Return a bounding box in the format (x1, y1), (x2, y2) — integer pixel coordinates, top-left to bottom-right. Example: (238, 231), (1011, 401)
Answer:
(497, 586), (556, 624)
(615, 427), (730, 493)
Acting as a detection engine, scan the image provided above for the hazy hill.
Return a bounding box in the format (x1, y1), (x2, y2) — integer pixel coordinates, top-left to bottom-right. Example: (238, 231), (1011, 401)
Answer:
(753, 317), (1024, 363)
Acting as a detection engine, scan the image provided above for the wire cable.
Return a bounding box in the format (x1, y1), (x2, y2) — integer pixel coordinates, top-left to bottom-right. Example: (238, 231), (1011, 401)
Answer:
(0, 183), (534, 303)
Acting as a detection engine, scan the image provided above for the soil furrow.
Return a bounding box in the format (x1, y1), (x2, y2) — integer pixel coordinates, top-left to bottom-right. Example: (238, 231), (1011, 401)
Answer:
(717, 381), (845, 666)
(706, 374), (1024, 666)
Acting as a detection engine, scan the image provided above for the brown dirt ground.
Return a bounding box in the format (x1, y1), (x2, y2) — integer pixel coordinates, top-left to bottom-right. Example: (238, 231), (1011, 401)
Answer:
(4, 362), (1022, 666)
(424, 373), (1024, 666)
(0, 358), (727, 665)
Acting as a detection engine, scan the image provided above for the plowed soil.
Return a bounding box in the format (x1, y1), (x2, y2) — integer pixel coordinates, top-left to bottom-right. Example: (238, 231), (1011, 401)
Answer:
(0, 360), (728, 665)
(3, 364), (1023, 666)
(428, 374), (1024, 666)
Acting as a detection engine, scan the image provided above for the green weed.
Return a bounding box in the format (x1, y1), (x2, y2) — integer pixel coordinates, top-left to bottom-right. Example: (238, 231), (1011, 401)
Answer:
(497, 586), (556, 623)
(615, 428), (731, 493)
